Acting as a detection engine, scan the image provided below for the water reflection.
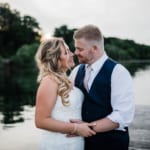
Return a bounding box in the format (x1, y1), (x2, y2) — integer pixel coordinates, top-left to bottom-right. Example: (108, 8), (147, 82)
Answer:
(0, 62), (37, 124)
(120, 60), (150, 76)
(0, 106), (40, 150)
(0, 94), (35, 124)
(0, 61), (150, 125)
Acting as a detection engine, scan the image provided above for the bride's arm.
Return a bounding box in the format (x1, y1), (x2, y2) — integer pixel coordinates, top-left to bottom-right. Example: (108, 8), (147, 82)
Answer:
(35, 76), (95, 137)
(35, 76), (74, 134)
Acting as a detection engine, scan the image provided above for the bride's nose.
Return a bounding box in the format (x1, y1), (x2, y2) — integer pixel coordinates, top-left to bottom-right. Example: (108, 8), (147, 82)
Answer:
(70, 51), (74, 56)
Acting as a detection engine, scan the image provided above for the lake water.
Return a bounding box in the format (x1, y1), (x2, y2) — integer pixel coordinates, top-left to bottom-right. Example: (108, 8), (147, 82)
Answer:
(0, 65), (150, 150)
(133, 66), (150, 105)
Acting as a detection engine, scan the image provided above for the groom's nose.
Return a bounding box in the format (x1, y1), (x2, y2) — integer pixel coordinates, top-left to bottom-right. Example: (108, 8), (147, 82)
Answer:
(74, 49), (79, 56)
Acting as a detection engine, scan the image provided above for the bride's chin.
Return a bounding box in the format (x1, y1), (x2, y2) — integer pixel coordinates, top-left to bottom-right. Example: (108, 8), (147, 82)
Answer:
(69, 62), (75, 68)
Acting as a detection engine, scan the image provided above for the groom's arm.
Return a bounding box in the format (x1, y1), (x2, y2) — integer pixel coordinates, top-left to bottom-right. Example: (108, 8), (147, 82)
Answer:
(91, 118), (119, 133)
(92, 64), (135, 133)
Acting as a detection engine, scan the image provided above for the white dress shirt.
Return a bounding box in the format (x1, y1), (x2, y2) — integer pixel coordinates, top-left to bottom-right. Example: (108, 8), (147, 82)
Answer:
(69, 53), (135, 131)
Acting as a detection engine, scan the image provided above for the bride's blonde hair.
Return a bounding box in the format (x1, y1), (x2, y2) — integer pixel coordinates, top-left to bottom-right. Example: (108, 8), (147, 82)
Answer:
(35, 37), (72, 106)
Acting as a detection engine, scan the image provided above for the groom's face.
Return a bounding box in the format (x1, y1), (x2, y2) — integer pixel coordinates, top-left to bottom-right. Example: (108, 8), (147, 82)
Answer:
(74, 38), (94, 64)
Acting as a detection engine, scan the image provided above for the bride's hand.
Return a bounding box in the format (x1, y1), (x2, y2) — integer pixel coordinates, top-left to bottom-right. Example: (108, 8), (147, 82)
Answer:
(66, 120), (96, 137)
(66, 119), (83, 137)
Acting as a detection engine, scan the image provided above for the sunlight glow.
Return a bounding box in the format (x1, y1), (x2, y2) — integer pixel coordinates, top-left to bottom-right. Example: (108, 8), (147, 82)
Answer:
(40, 32), (52, 42)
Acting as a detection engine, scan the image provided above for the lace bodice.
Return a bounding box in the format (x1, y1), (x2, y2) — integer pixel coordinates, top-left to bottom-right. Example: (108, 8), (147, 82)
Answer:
(51, 86), (84, 121)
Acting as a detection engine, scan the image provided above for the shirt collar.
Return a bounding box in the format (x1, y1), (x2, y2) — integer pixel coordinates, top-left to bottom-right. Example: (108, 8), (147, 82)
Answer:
(88, 52), (108, 72)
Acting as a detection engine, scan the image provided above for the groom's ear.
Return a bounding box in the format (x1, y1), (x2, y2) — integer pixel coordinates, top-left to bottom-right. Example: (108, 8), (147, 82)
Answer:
(92, 45), (98, 52)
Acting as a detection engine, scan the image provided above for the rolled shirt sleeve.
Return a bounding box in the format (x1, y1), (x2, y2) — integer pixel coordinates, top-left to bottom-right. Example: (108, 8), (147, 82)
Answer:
(107, 64), (135, 131)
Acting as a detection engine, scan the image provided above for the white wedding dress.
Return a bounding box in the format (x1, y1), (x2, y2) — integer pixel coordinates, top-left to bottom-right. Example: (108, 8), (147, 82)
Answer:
(39, 87), (84, 150)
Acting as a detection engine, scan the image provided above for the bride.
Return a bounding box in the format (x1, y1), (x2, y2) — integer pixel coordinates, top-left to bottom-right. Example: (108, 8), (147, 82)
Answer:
(35, 37), (96, 150)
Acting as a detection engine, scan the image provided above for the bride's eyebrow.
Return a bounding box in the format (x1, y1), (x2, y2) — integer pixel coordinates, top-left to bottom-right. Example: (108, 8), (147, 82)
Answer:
(64, 48), (71, 54)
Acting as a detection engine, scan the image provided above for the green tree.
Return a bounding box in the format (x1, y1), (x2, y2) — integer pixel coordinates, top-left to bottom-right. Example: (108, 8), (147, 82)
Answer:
(13, 43), (39, 67)
(105, 37), (150, 60)
(0, 3), (41, 58)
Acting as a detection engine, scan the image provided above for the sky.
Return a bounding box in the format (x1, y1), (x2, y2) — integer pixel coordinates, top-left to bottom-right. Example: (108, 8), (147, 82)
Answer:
(1, 0), (150, 45)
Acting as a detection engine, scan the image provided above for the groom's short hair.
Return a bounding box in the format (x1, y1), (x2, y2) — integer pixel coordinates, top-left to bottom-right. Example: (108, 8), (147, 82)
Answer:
(73, 24), (104, 50)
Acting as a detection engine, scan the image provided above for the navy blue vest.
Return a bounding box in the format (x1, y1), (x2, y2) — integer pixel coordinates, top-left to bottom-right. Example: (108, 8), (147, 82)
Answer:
(75, 58), (117, 122)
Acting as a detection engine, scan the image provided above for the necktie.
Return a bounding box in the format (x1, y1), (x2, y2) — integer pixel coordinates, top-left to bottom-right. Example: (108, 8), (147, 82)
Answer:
(84, 65), (93, 92)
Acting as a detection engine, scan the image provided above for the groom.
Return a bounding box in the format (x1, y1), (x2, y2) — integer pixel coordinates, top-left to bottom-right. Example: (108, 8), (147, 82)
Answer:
(70, 24), (135, 150)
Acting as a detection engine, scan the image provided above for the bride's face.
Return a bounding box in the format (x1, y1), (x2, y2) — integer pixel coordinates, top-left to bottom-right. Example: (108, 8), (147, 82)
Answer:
(59, 43), (74, 72)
